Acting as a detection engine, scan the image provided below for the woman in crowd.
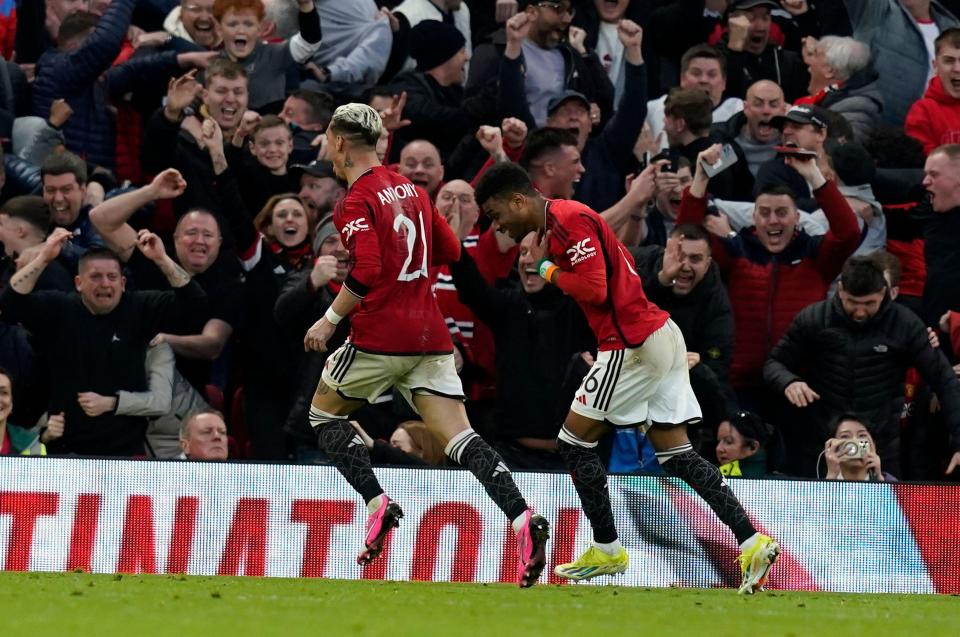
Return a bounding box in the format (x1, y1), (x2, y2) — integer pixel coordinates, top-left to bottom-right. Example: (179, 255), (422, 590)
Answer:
(822, 414), (896, 482)
(716, 411), (773, 478)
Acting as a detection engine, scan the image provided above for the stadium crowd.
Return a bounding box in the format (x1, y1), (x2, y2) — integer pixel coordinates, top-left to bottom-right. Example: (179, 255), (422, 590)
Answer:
(1, 0), (960, 484)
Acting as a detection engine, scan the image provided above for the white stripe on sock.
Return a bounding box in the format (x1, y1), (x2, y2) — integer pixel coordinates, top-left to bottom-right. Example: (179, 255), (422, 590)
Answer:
(558, 426), (598, 449)
(444, 429), (478, 463)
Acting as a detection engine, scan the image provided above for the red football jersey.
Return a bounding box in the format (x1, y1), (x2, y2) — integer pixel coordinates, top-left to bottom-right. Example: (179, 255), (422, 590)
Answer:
(546, 199), (668, 351)
(335, 166), (460, 354)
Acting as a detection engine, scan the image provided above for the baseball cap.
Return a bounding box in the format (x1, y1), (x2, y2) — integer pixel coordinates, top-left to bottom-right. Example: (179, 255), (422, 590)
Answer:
(546, 90), (590, 116)
(727, 0), (779, 11)
(291, 159), (336, 181)
(770, 105), (830, 131)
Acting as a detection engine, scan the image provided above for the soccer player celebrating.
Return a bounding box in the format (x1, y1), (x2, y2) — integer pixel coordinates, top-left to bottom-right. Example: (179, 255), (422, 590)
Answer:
(473, 162), (779, 594)
(303, 104), (549, 587)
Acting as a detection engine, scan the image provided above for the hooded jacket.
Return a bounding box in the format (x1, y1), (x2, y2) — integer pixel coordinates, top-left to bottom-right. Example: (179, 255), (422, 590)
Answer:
(764, 293), (960, 476)
(905, 76), (960, 154)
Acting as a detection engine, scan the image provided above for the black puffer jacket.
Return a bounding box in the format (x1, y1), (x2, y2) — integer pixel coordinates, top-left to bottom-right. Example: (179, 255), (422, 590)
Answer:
(764, 294), (960, 473)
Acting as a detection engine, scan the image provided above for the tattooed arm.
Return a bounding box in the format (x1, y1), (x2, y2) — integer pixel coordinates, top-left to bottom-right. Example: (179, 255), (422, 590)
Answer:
(135, 229), (192, 288)
(10, 228), (73, 295)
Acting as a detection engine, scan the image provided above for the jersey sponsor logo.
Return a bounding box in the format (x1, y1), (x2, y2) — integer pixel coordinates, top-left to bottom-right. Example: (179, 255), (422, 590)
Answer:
(343, 218), (370, 240)
(874, 344), (889, 353)
(566, 238), (597, 265)
(376, 183), (420, 206)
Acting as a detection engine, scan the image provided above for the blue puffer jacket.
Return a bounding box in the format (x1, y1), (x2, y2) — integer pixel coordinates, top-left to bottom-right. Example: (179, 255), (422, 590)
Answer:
(32, 0), (180, 169)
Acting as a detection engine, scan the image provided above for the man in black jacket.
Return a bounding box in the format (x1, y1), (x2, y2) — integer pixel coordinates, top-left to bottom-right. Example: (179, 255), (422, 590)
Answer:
(387, 20), (497, 162)
(920, 144), (960, 326)
(467, 3), (614, 128)
(764, 255), (960, 478)
(0, 227), (206, 456)
(448, 231), (595, 469)
(718, 0), (810, 103)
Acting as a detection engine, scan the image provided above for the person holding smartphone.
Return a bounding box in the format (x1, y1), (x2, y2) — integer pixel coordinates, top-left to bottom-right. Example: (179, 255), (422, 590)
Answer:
(677, 141), (860, 423)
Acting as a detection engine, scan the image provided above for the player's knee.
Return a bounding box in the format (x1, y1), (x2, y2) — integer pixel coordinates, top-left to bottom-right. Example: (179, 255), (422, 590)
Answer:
(557, 426), (598, 450)
(656, 442), (695, 468)
(309, 406), (348, 430)
(444, 428), (480, 463)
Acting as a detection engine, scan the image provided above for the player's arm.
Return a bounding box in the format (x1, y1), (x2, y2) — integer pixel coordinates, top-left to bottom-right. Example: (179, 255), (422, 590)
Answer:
(304, 201), (378, 353)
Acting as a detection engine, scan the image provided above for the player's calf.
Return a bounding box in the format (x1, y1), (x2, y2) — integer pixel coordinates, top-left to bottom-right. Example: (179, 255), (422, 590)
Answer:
(657, 442), (757, 544)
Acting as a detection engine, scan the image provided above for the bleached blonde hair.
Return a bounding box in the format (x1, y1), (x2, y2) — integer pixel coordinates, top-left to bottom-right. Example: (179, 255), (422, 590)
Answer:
(329, 103), (383, 148)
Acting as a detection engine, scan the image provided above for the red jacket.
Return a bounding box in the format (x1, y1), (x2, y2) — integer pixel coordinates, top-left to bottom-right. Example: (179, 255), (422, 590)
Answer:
(677, 180), (860, 387)
(905, 76), (960, 155)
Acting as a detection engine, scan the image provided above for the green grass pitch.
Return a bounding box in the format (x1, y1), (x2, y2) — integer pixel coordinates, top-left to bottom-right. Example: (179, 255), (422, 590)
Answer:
(1, 573), (957, 637)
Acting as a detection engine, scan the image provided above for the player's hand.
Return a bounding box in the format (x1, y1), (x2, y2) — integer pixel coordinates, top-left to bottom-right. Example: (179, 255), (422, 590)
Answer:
(501, 117), (528, 149)
(379, 92), (411, 132)
(527, 229), (551, 265)
(148, 168), (187, 200)
(304, 317), (337, 352)
(136, 229), (167, 262)
(946, 451), (960, 475)
(927, 326), (940, 349)
(784, 381), (820, 408)
(310, 255), (339, 289)
(77, 392), (118, 417)
(686, 352), (701, 369)
(150, 333), (168, 347)
(41, 412), (65, 444)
